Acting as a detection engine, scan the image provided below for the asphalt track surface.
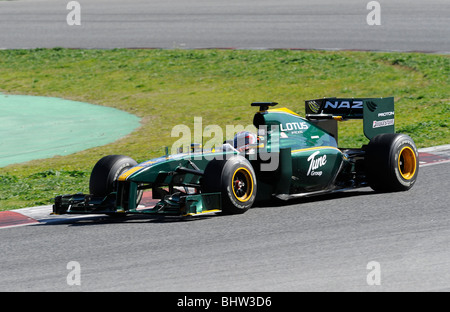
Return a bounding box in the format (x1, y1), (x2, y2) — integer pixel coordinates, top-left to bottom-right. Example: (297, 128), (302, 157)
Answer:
(0, 160), (449, 292)
(0, 0), (449, 52)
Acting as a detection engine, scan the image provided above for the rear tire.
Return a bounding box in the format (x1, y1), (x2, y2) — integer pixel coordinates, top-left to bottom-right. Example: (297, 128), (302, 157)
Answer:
(365, 133), (419, 192)
(202, 155), (257, 214)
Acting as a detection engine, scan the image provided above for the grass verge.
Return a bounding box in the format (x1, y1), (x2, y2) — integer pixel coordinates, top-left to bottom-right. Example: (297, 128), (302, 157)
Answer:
(0, 48), (448, 210)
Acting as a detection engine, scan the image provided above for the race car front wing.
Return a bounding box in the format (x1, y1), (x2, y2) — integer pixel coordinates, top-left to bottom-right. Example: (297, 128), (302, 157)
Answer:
(53, 191), (222, 217)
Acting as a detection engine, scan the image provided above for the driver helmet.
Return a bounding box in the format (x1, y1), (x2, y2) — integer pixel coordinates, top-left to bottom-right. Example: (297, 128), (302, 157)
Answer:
(233, 131), (257, 152)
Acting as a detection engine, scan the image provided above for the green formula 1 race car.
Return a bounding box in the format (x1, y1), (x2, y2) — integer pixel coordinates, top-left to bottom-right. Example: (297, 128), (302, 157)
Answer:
(53, 97), (419, 217)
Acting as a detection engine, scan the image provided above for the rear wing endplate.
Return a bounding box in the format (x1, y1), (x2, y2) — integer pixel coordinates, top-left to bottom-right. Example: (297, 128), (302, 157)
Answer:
(305, 97), (395, 140)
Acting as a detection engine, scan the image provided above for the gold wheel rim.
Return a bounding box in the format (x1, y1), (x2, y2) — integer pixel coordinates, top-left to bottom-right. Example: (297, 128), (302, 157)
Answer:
(398, 146), (416, 180)
(231, 167), (254, 202)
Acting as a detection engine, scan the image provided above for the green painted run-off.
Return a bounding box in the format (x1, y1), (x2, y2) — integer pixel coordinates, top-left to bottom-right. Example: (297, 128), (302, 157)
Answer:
(0, 94), (141, 167)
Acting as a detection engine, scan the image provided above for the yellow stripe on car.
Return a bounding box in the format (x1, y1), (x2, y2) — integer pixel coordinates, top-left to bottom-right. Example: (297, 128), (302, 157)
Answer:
(118, 166), (143, 181)
(291, 146), (340, 154)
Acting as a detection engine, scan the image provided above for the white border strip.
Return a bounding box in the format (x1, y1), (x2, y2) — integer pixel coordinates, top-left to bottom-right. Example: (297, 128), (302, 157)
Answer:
(418, 144), (450, 153)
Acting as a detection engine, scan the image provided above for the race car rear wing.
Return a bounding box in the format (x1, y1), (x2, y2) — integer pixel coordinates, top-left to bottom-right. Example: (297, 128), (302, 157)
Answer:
(305, 97), (395, 140)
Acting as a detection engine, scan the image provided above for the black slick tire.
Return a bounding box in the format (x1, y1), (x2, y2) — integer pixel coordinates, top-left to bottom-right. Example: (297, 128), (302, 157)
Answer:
(202, 155), (257, 214)
(89, 155), (138, 197)
(365, 133), (419, 192)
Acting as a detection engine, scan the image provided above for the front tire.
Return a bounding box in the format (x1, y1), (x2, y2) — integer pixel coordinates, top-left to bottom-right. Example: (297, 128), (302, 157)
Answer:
(365, 133), (419, 192)
(202, 155), (257, 214)
(89, 155), (140, 198)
